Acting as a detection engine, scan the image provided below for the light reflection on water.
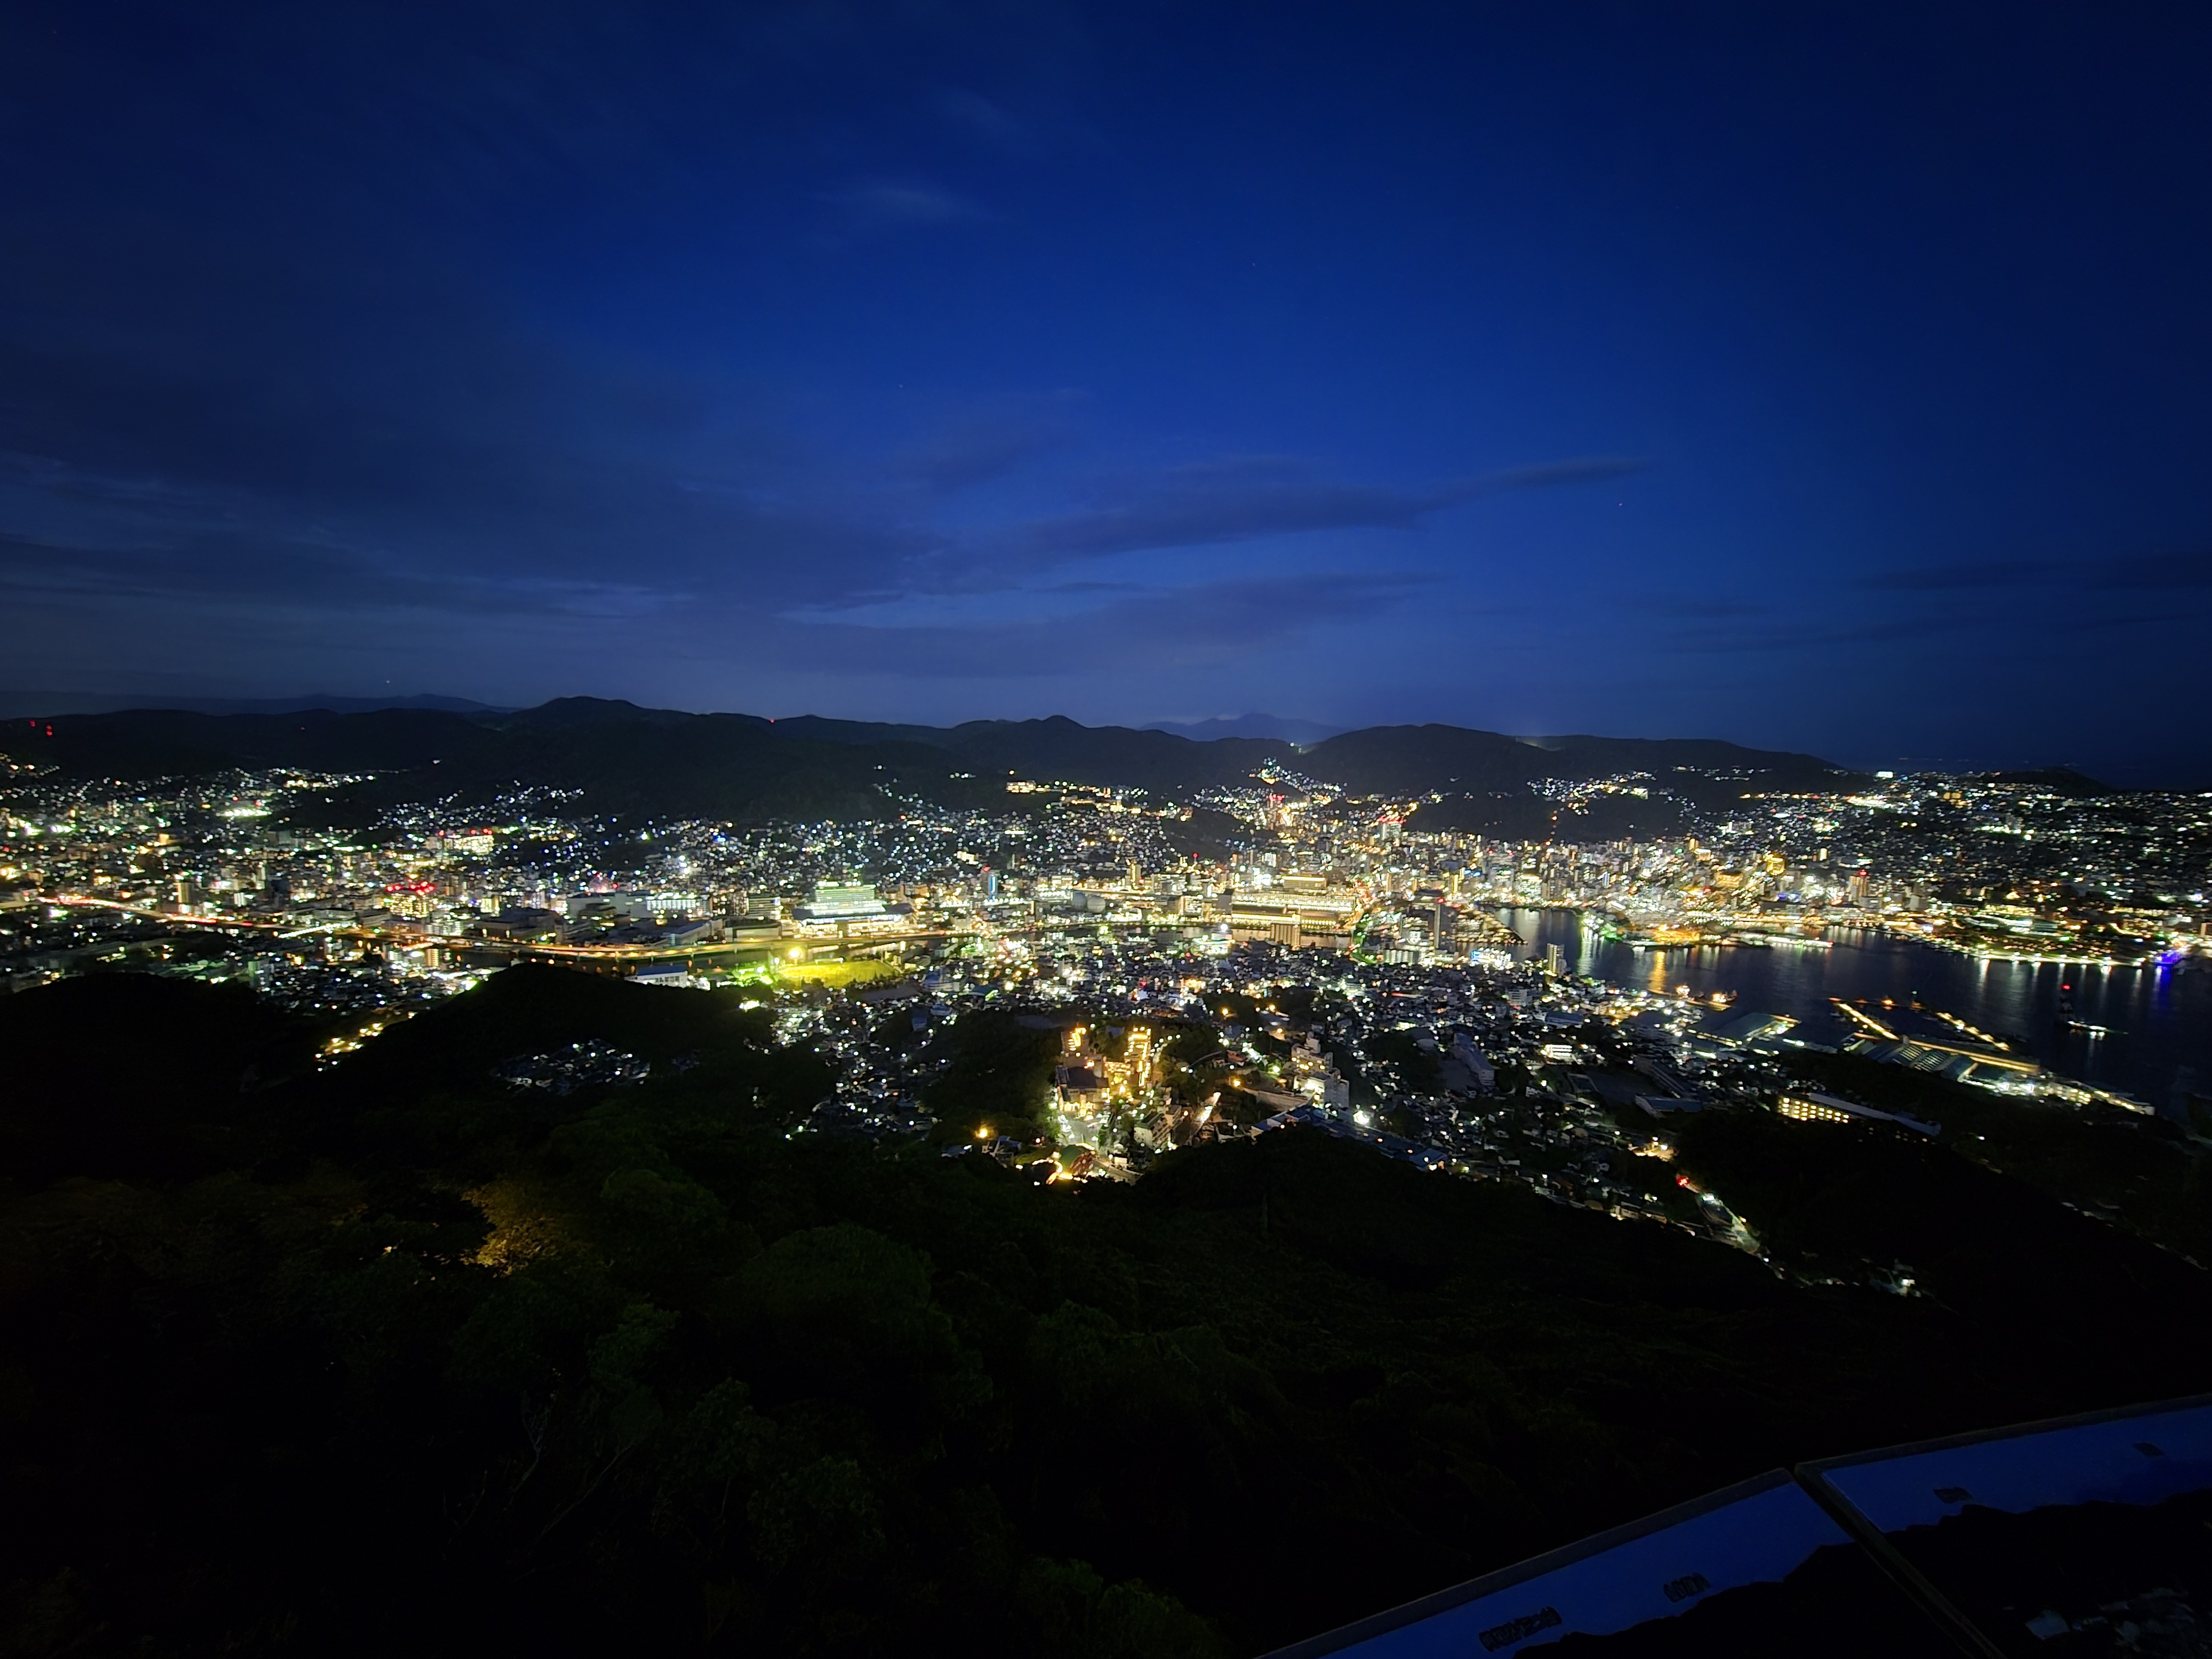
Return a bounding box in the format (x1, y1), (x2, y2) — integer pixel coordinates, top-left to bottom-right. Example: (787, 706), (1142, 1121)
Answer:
(1493, 908), (2212, 1103)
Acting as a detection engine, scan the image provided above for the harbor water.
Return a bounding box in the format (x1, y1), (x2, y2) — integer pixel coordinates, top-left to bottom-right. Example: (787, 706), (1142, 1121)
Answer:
(1493, 907), (2212, 1107)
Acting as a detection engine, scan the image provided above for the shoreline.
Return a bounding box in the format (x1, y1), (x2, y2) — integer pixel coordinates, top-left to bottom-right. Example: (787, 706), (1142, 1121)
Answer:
(1496, 903), (2171, 972)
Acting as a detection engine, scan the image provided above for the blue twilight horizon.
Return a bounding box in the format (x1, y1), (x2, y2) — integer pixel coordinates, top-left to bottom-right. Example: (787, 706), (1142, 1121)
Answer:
(2, 2), (2208, 781)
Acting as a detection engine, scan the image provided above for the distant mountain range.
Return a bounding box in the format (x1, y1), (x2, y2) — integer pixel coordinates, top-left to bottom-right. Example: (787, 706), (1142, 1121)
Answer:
(1140, 713), (1346, 744)
(1, 696), (1858, 826)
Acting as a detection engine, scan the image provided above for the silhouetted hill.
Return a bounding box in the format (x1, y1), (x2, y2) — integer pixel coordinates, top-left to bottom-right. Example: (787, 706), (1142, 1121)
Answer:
(2, 705), (511, 778)
(495, 696), (720, 732)
(2, 700), (1848, 822)
(0, 974), (316, 1181)
(5, 704), (1003, 824)
(1671, 1109), (2211, 1397)
(766, 713), (971, 748)
(935, 716), (1287, 792)
(4, 971), (2210, 1656)
(1410, 790), (1691, 840)
(768, 712), (1286, 792)
(1971, 766), (2115, 797)
(1143, 713), (1345, 744)
(331, 959), (770, 1084)
(1297, 723), (1537, 792)
(1304, 725), (1846, 800)
(1888, 1487), (2212, 1649)
(1545, 1540), (1954, 1657)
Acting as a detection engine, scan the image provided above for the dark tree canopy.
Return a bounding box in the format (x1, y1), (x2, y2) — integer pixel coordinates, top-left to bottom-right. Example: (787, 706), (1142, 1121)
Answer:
(3, 969), (2209, 1656)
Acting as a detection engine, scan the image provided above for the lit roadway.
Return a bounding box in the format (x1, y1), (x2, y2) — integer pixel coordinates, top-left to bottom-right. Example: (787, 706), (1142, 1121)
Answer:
(43, 893), (976, 964)
(41, 886), (1256, 973)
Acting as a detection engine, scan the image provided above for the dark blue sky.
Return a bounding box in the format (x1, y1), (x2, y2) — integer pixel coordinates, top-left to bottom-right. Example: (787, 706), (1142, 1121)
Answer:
(3, 2), (2209, 777)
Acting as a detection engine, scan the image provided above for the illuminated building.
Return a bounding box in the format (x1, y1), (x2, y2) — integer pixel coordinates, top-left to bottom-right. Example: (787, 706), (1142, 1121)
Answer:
(1777, 1094), (1857, 1124)
(791, 881), (887, 922)
(1776, 1092), (1939, 1135)
(1229, 888), (1358, 950)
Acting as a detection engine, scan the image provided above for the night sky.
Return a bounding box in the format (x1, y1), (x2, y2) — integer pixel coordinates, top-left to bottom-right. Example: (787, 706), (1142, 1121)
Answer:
(3, 3), (2209, 779)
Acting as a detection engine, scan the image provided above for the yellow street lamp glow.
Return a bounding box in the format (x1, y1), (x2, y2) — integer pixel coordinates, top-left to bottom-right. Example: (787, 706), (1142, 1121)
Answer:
(975, 1125), (991, 1140)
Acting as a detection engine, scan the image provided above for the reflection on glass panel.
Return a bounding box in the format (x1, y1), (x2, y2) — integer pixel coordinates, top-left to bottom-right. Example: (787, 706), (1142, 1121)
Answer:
(1805, 1395), (2212, 1657)
(1267, 1470), (1953, 1658)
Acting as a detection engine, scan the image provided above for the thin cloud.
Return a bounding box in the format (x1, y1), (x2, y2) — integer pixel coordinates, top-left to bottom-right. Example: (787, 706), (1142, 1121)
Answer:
(817, 181), (994, 238)
(1640, 596), (1768, 620)
(766, 570), (1435, 677)
(1863, 560), (2060, 591)
(997, 452), (1650, 562)
(1467, 456), (1648, 494)
(929, 86), (1030, 154)
(889, 392), (1083, 492)
(1646, 612), (1967, 656)
(0, 530), (679, 620)
(1864, 552), (2212, 592)
(2099, 551), (2212, 588)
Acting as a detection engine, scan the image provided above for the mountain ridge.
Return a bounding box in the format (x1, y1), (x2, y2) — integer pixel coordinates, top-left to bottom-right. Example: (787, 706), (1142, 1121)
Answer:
(1141, 713), (1345, 744)
(2, 698), (1854, 825)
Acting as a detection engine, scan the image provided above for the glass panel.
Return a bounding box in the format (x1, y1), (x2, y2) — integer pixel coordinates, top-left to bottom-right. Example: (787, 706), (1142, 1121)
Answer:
(1275, 1472), (1952, 1657)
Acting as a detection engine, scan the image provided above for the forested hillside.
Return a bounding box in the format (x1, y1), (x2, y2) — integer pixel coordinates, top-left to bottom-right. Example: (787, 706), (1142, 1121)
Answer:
(3, 969), (2204, 1657)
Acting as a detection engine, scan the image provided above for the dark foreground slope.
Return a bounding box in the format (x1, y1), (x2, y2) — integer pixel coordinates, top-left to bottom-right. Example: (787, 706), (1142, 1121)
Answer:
(4, 970), (2206, 1657)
